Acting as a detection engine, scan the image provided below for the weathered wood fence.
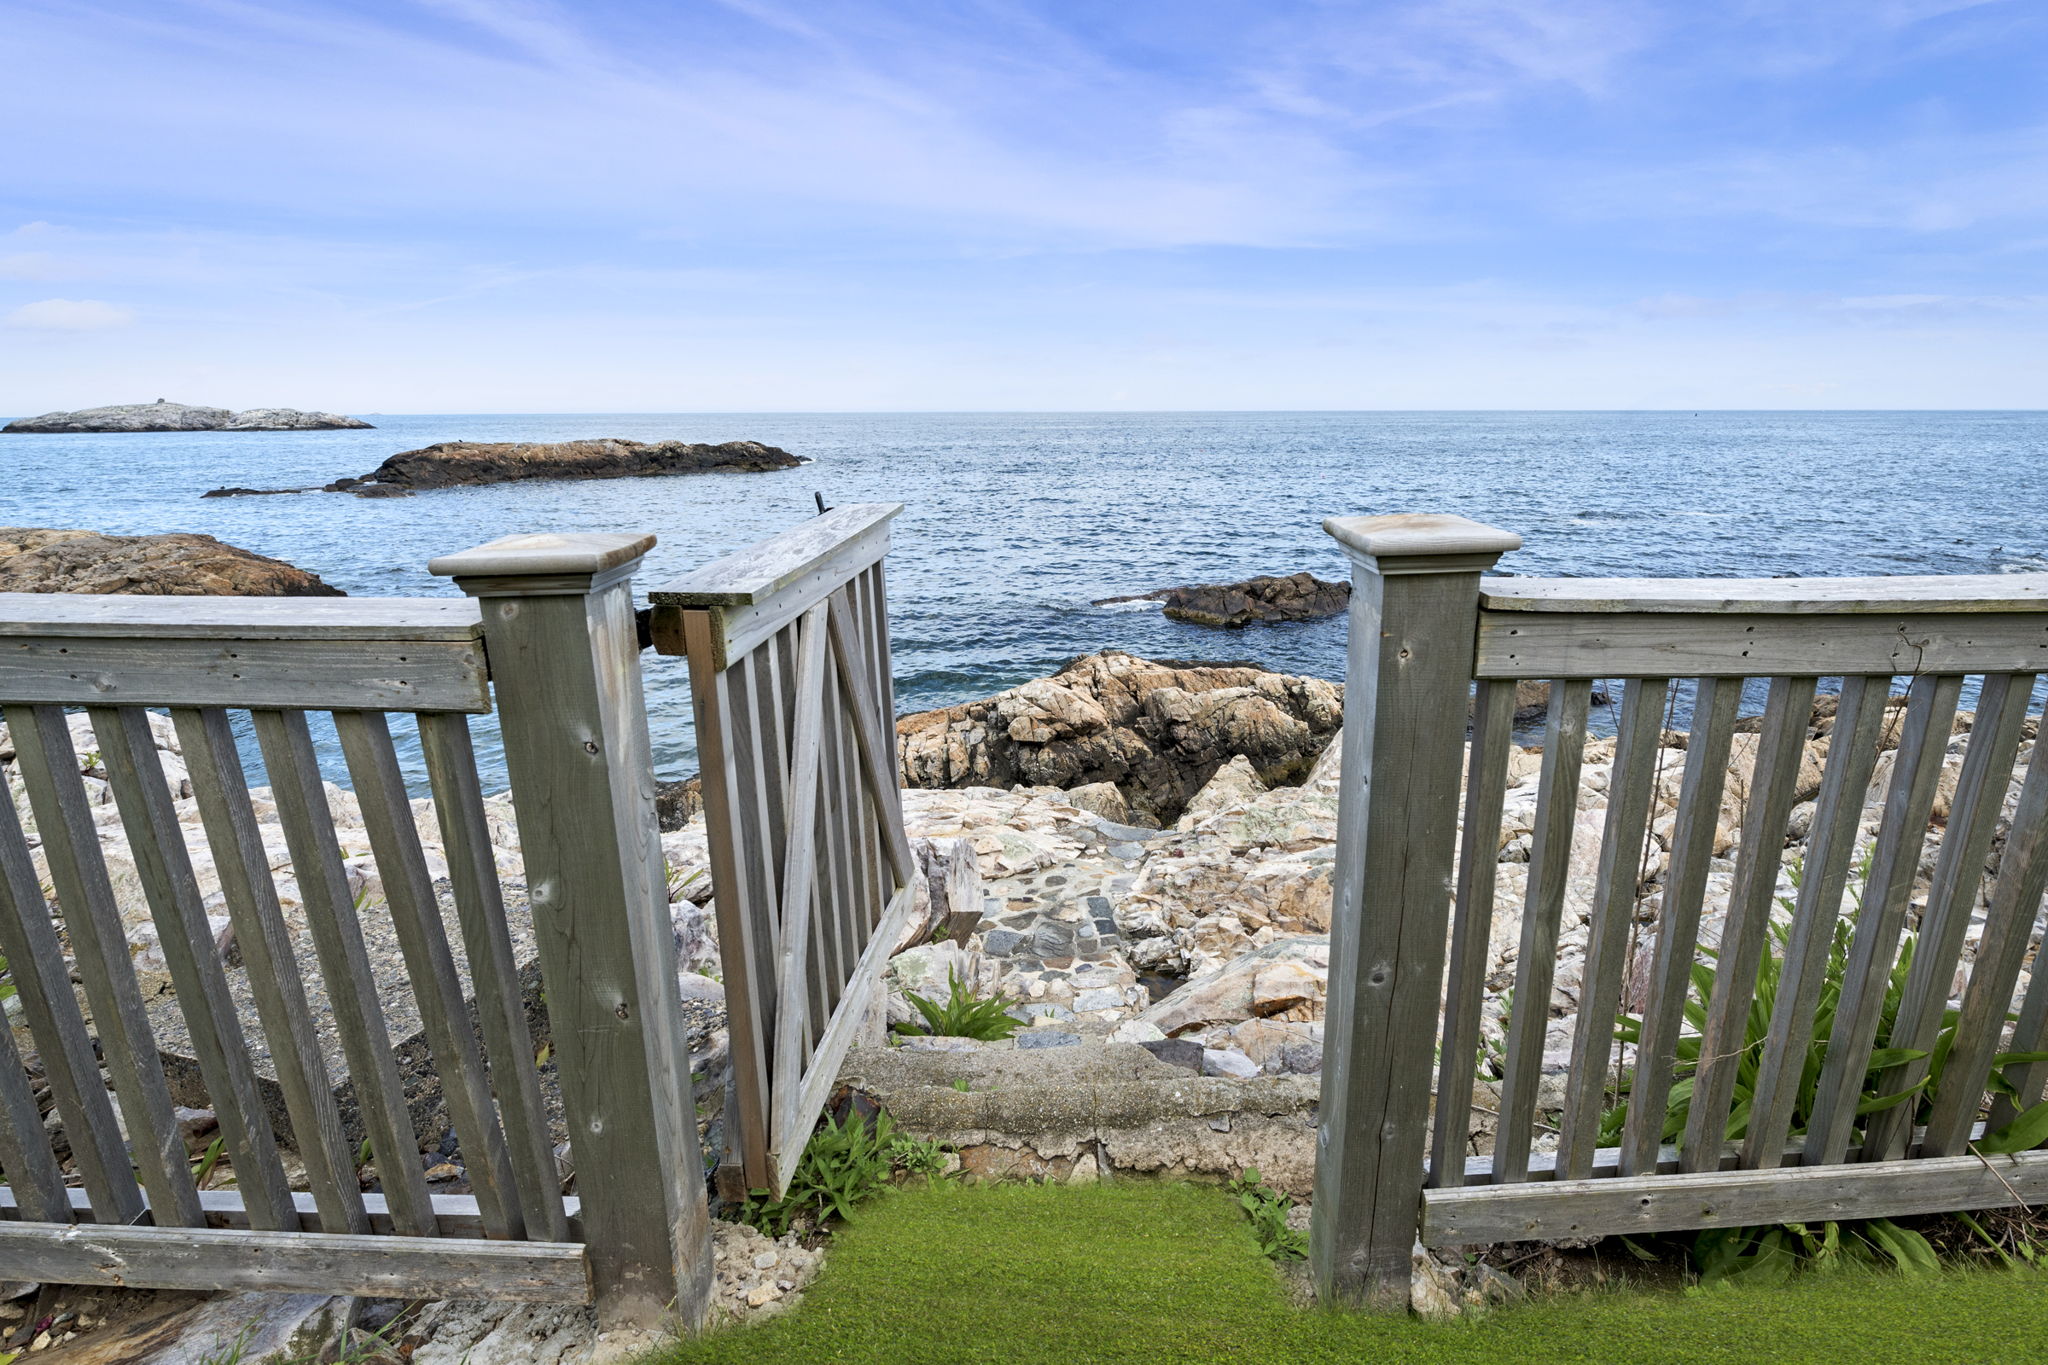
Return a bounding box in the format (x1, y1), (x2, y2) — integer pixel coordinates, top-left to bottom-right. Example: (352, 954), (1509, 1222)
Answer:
(1311, 513), (2048, 1306)
(0, 533), (710, 1327)
(648, 504), (915, 1199)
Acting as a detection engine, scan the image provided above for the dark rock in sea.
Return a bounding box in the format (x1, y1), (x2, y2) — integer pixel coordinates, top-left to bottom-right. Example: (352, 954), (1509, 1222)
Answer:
(323, 437), (802, 493)
(3, 400), (373, 433)
(1096, 572), (1351, 628)
(895, 649), (1343, 826)
(0, 527), (344, 596)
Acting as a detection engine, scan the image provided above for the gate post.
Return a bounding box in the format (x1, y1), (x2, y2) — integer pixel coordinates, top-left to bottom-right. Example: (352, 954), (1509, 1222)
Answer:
(1309, 514), (1519, 1309)
(432, 533), (713, 1330)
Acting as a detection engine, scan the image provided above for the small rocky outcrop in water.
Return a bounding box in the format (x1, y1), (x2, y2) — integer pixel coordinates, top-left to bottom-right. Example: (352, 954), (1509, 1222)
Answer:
(895, 650), (1343, 826)
(0, 527), (343, 596)
(3, 400), (373, 433)
(1096, 572), (1350, 628)
(327, 437), (801, 492)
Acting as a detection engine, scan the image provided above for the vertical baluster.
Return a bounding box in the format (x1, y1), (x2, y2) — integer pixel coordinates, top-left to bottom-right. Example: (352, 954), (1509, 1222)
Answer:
(827, 595), (915, 888)
(1621, 677), (1740, 1175)
(0, 1006), (70, 1223)
(1491, 678), (1592, 1185)
(1863, 673), (2033, 1161)
(1558, 677), (1669, 1179)
(89, 705), (298, 1229)
(9, 704), (202, 1227)
(0, 770), (139, 1222)
(1927, 687), (2048, 1154)
(418, 712), (571, 1241)
(1428, 680), (1514, 1189)
(175, 705), (368, 1233)
(769, 604), (829, 1181)
(1804, 673), (1962, 1166)
(725, 650), (783, 1013)
(333, 709), (522, 1238)
(251, 708), (438, 1237)
(814, 618), (858, 1017)
(1742, 676), (1890, 1168)
(679, 607), (773, 1187)
(1680, 676), (1818, 1172)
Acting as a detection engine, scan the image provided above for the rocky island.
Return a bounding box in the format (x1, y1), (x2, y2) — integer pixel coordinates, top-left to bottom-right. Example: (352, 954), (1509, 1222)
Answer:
(3, 400), (373, 433)
(205, 436), (803, 497)
(0, 527), (344, 595)
(1096, 572), (1351, 627)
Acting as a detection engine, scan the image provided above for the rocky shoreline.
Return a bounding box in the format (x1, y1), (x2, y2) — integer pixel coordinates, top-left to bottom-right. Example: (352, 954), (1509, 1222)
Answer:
(896, 649), (1342, 826)
(205, 437), (803, 497)
(4, 400), (372, 433)
(0, 527), (343, 596)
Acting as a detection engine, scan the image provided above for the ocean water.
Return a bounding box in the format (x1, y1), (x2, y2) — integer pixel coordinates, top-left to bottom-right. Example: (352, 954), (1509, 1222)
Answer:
(4, 410), (2046, 788)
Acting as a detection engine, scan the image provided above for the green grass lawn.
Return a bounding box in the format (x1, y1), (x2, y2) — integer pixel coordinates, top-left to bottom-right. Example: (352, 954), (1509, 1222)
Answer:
(649, 1181), (2048, 1365)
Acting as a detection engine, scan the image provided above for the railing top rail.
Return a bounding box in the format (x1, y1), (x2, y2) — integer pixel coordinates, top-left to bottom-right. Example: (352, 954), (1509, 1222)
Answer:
(0, 593), (484, 641)
(650, 503), (901, 608)
(1481, 573), (2048, 616)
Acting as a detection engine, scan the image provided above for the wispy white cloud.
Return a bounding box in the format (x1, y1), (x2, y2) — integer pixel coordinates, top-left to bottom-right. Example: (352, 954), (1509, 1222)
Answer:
(4, 298), (135, 330)
(2, 0), (2046, 407)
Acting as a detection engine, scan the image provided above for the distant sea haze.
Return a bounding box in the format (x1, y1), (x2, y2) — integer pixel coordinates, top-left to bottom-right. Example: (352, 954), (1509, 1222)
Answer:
(5, 411), (2045, 787)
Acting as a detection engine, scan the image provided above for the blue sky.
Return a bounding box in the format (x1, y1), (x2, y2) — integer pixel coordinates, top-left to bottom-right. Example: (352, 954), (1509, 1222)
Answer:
(4, 0), (2046, 411)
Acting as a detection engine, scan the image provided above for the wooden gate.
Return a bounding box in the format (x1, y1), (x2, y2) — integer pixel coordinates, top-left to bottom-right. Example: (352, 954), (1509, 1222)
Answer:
(1311, 513), (2048, 1306)
(0, 533), (712, 1327)
(650, 504), (915, 1197)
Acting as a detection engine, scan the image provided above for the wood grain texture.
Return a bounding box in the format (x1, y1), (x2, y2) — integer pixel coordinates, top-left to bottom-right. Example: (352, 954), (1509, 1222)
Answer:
(0, 636), (489, 711)
(1620, 677), (1739, 1176)
(1982, 709), (2048, 1137)
(1861, 673), (2033, 1162)
(1308, 523), (1513, 1310)
(251, 708), (438, 1238)
(767, 604), (829, 1181)
(1557, 677), (1668, 1180)
(1480, 575), (2048, 614)
(0, 1004), (71, 1223)
(0, 593), (484, 639)
(773, 882), (917, 1196)
(173, 705), (369, 1234)
(335, 708), (522, 1239)
(1803, 673), (1962, 1166)
(418, 711), (572, 1243)
(1490, 679), (1592, 1186)
(1423, 1148), (2048, 1247)
(1680, 677), (1818, 1172)
(456, 560), (711, 1328)
(0, 765), (143, 1222)
(1427, 679), (1514, 1190)
(0, 1221), (590, 1302)
(1476, 611), (2048, 679)
(2, 1186), (585, 1242)
(7, 703), (203, 1228)
(680, 607), (772, 1188)
(89, 705), (299, 1231)
(1741, 676), (1891, 1169)
(650, 505), (902, 606)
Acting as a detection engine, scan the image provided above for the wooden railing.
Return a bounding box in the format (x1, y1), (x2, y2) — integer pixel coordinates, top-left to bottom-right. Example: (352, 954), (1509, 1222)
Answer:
(0, 534), (713, 1328)
(649, 504), (915, 1198)
(1310, 514), (2048, 1307)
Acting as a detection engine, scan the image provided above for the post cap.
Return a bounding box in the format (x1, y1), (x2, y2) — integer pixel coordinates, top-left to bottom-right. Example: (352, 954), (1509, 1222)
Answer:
(1323, 513), (1520, 571)
(430, 532), (657, 581)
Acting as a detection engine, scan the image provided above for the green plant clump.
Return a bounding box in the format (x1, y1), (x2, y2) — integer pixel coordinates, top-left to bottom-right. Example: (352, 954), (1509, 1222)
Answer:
(893, 970), (1022, 1042)
(1228, 1167), (1306, 1262)
(738, 1111), (905, 1238)
(1600, 862), (2048, 1285)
